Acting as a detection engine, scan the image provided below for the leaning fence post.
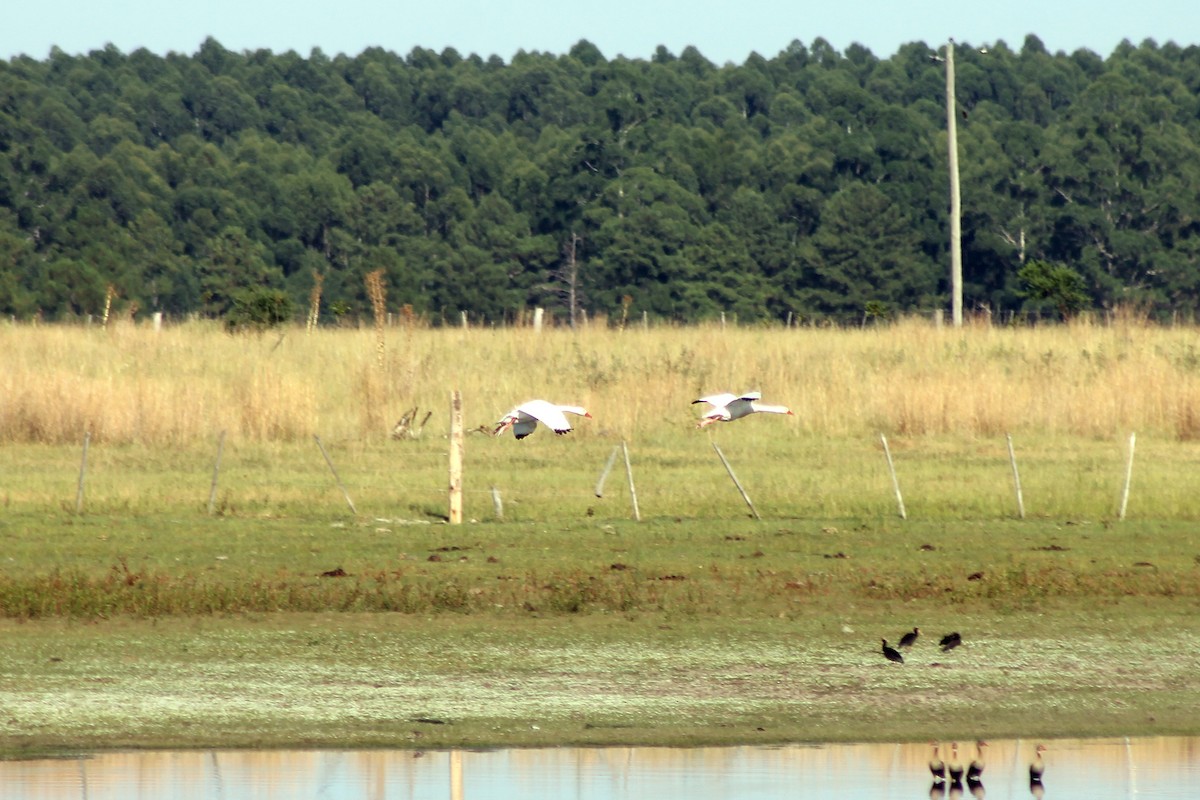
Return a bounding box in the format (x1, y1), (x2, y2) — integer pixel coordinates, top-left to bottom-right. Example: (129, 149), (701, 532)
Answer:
(880, 433), (907, 520)
(1119, 432), (1136, 521)
(490, 486), (503, 520)
(1006, 433), (1025, 519)
(207, 430), (226, 515)
(711, 440), (761, 520)
(594, 445), (620, 498)
(621, 440), (640, 522)
(75, 431), (90, 514)
(314, 434), (357, 516)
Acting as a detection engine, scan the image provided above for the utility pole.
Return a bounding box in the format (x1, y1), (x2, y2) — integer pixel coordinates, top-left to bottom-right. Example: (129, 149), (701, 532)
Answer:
(945, 38), (963, 327)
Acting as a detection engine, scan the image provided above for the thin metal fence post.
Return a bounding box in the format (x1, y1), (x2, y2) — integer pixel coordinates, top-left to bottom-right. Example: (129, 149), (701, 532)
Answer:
(711, 440), (761, 520)
(75, 431), (90, 514)
(621, 441), (640, 522)
(1006, 433), (1025, 519)
(490, 486), (503, 520)
(314, 434), (358, 516)
(1119, 432), (1136, 521)
(880, 433), (907, 520)
(208, 430), (226, 515)
(594, 446), (620, 498)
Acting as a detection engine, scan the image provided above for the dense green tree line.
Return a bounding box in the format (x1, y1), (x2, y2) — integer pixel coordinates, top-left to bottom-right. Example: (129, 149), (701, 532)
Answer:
(2, 35), (1200, 324)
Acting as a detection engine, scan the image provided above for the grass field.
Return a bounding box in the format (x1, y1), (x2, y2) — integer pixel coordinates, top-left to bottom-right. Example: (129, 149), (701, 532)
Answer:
(2, 514), (1198, 756)
(2, 318), (1200, 758)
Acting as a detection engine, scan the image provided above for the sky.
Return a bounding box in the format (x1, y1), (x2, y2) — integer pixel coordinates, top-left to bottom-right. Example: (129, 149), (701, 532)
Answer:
(2, 0), (1198, 65)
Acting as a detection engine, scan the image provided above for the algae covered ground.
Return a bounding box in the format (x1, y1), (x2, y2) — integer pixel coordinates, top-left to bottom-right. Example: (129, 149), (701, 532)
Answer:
(2, 514), (1199, 758)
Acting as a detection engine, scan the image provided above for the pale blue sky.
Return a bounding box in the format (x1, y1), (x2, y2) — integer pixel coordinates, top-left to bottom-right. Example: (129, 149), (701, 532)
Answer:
(3, 0), (1197, 64)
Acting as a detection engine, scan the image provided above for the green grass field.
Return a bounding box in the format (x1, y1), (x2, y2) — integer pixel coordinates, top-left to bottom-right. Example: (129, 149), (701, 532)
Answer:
(2, 452), (1199, 757)
(3, 321), (1200, 758)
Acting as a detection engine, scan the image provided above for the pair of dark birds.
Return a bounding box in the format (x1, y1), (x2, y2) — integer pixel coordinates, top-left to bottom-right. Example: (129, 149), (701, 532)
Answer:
(881, 628), (962, 663)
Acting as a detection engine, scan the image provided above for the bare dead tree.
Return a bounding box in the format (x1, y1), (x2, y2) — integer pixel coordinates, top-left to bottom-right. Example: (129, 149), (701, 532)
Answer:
(307, 270), (324, 333)
(552, 232), (584, 328)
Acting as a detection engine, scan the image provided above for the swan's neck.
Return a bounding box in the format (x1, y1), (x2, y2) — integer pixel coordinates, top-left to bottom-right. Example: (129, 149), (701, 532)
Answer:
(750, 403), (791, 415)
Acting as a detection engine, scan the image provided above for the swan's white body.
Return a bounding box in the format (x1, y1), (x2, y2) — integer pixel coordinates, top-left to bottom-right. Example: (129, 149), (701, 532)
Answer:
(693, 391), (793, 428)
(494, 400), (591, 439)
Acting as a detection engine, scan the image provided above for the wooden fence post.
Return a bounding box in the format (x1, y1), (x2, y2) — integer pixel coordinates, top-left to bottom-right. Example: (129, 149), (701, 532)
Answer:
(449, 390), (464, 524)
(450, 750), (464, 800)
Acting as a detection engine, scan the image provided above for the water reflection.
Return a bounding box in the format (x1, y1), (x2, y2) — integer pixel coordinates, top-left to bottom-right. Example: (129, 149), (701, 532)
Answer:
(1, 736), (1196, 799)
(927, 740), (994, 800)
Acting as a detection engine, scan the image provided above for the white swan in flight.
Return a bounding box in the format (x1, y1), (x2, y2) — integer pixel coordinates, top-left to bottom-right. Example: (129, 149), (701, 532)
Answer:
(493, 400), (591, 439)
(692, 391), (793, 428)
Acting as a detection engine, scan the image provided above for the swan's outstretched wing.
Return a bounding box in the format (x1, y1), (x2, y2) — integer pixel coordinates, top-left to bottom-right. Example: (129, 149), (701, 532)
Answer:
(517, 399), (589, 435)
(693, 393), (738, 409)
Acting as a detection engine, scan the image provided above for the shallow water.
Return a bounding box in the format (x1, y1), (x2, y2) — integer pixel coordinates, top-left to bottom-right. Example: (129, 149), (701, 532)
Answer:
(2, 737), (1196, 799)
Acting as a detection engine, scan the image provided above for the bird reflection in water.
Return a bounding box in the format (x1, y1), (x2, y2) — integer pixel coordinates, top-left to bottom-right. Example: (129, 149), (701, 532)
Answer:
(924, 742), (1045, 800)
(925, 740), (987, 800)
(928, 742), (946, 784)
(927, 741), (947, 799)
(1029, 743), (1047, 798)
(967, 741), (988, 781)
(929, 774), (979, 798)
(965, 740), (987, 798)
(946, 742), (964, 785)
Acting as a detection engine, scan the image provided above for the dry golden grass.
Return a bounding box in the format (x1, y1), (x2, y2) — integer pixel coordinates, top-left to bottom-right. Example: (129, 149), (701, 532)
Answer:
(4, 316), (1200, 446)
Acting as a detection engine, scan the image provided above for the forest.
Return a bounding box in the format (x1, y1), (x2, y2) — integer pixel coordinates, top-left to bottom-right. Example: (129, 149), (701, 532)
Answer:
(2, 34), (1200, 325)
